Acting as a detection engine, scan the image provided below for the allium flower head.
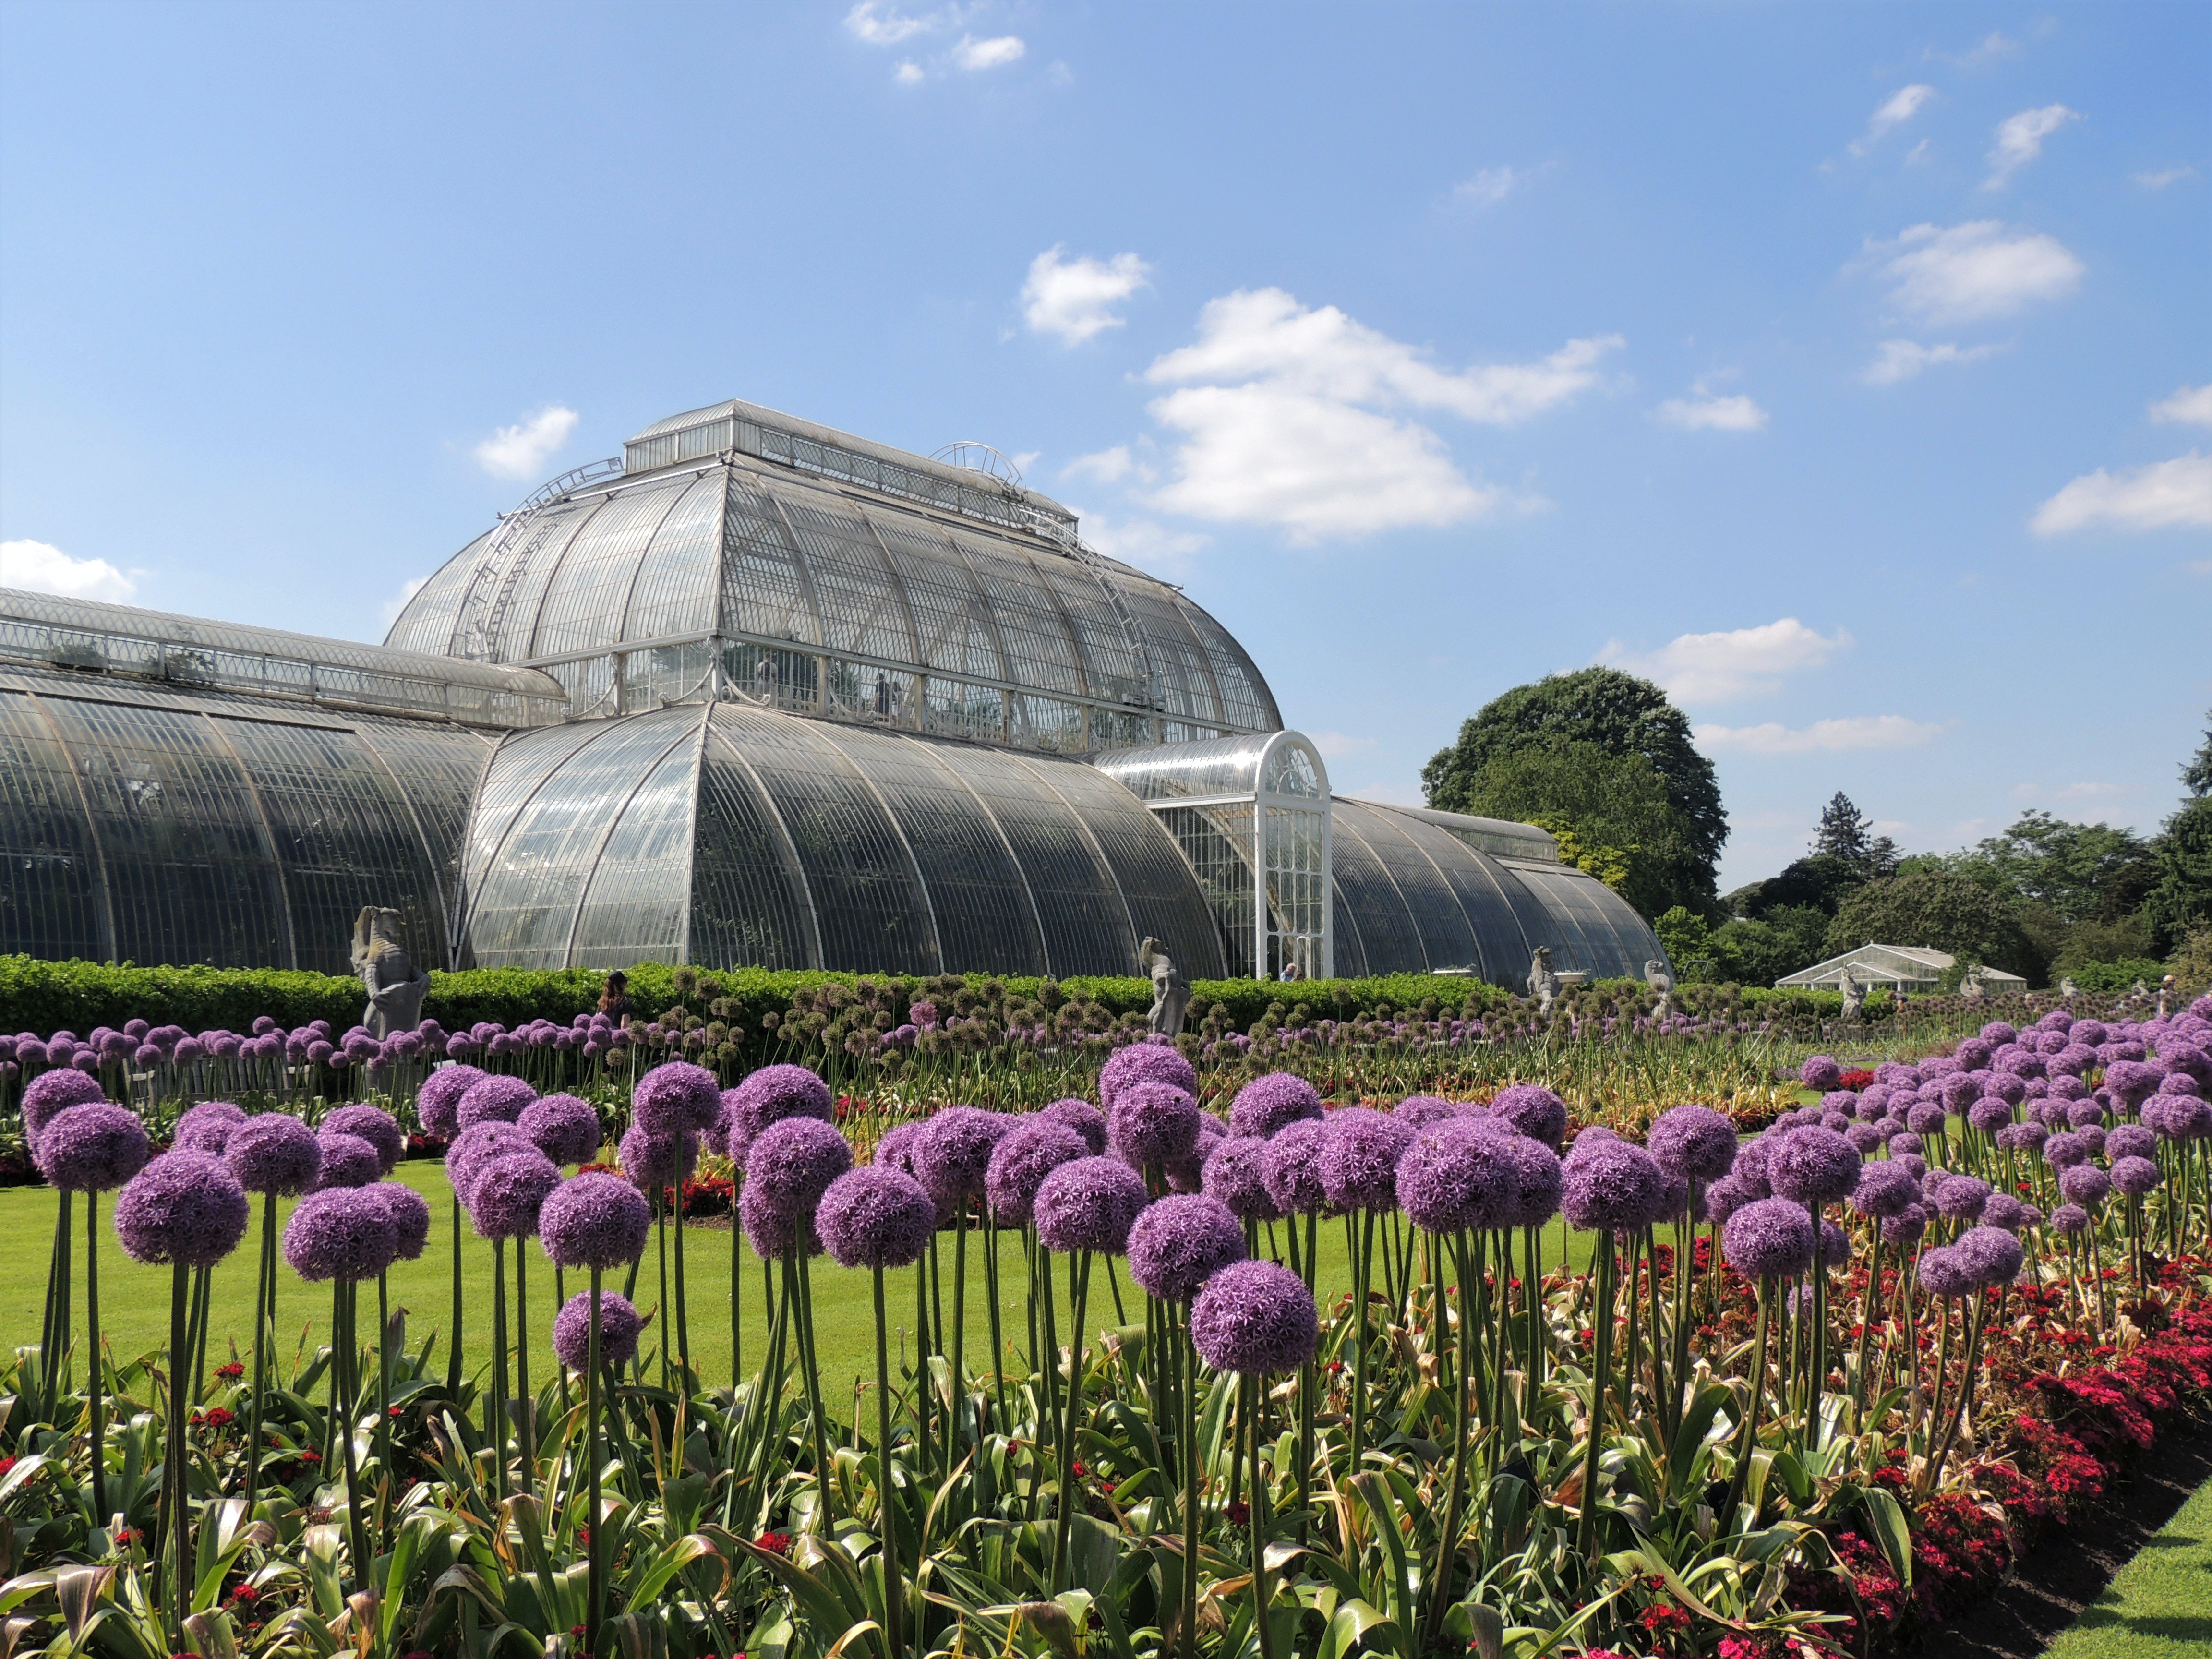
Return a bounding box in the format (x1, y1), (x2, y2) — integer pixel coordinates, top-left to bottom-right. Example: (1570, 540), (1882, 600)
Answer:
(2110, 1155), (2160, 1198)
(414, 1064), (484, 1138)
(315, 1132), (382, 1191)
(540, 1171), (651, 1269)
(1722, 1198), (1815, 1280)
(172, 1102), (247, 1155)
(363, 1181), (432, 1260)
(1318, 1107), (1415, 1212)
(1967, 1098), (2013, 1135)
(1109, 1082), (1202, 1167)
(2048, 1202), (2091, 1234)
(1487, 1083), (1568, 1148)
(818, 1166), (938, 1270)
(553, 1290), (644, 1372)
(2043, 1131), (2088, 1170)
(632, 1061), (722, 1138)
(1261, 1119), (1331, 1215)
(913, 1106), (1008, 1206)
(1393, 1095), (1462, 1128)
(874, 1120), (924, 1176)
(1959, 1224), (2024, 1287)
(469, 1151), (562, 1238)
(115, 1151), (248, 1268)
(1646, 1105), (1738, 1183)
(1916, 1245), (1976, 1299)
(1933, 1174), (1991, 1222)
(1767, 1127), (1862, 1207)
(1561, 1138), (1667, 1233)
(1034, 1155), (1149, 1254)
(1850, 1161), (1918, 1220)
(22, 1067), (106, 1153)
(1190, 1259), (1317, 1375)
(1978, 1192), (2026, 1232)
(457, 1074), (537, 1130)
(1201, 1134), (1283, 1222)
(284, 1187), (399, 1282)
(323, 1106), (403, 1175)
(1500, 1135), (1565, 1229)
(1162, 1114), (1224, 1194)
(745, 1117), (853, 1223)
(1228, 1073), (1324, 1139)
(225, 1113), (321, 1197)
(1099, 1039), (1196, 1112)
(1880, 1203), (1927, 1246)
(1127, 1194), (1246, 1300)
(721, 1064), (834, 1162)
(520, 1094), (601, 1167)
(446, 1120), (534, 1202)
(38, 1103), (149, 1191)
(1396, 1119), (1519, 1232)
(2058, 1163), (2110, 1209)
(2106, 1123), (2158, 1162)
(986, 1118), (1091, 1226)
(1800, 1055), (1842, 1092)
(1037, 1098), (1108, 1154)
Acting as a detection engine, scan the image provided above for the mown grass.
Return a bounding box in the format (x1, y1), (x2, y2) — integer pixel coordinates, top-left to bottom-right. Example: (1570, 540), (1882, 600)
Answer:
(2045, 1472), (2212, 1659)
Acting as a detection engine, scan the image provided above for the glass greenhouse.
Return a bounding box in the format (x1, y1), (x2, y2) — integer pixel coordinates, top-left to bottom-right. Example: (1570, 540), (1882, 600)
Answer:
(0, 396), (1665, 988)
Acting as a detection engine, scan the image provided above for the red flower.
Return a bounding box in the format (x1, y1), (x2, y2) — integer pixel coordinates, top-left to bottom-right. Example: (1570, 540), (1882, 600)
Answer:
(215, 1362), (244, 1381)
(1226, 1501), (1250, 1526)
(0, 1456), (14, 1479)
(755, 1530), (792, 1555)
(1070, 1460), (1087, 1479)
(229, 1584), (260, 1606)
(203, 1407), (235, 1428)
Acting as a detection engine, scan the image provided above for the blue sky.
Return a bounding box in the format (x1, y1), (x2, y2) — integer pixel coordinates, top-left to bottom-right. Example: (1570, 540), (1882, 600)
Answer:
(2, 1), (2205, 891)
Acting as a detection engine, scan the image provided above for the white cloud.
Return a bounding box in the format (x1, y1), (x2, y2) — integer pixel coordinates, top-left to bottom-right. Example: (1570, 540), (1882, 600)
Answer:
(1021, 246), (1152, 345)
(2150, 385), (2212, 427)
(1863, 221), (2084, 324)
(1600, 617), (1849, 704)
(1655, 392), (1768, 431)
(894, 60), (924, 84)
(1061, 445), (1141, 485)
(1695, 715), (1945, 755)
(1307, 731), (1377, 759)
(1950, 31), (2020, 66)
(381, 576), (429, 627)
(2012, 780), (2128, 803)
(2031, 453), (2212, 535)
(0, 538), (140, 603)
(1072, 508), (1209, 577)
(954, 33), (1024, 71)
(2136, 165), (2197, 190)
(1904, 138), (1931, 167)
(1861, 338), (2008, 385)
(1451, 167), (1521, 207)
(844, 2), (934, 45)
(474, 405), (578, 481)
(1984, 104), (2080, 188)
(1851, 84), (1936, 156)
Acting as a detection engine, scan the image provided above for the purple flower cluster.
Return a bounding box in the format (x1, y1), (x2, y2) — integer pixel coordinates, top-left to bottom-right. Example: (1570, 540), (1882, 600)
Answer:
(1037, 1098), (1108, 1154)
(171, 1101), (246, 1155)
(632, 1061), (722, 1137)
(1109, 1081), (1203, 1167)
(1034, 1156), (1148, 1254)
(553, 1290), (645, 1371)
(745, 1117), (853, 1223)
(322, 1105), (403, 1174)
(717, 1064), (834, 1161)
(226, 1113), (321, 1197)
(1767, 1127), (1862, 1207)
(1561, 1137), (1667, 1233)
(818, 1166), (938, 1270)
(1126, 1194), (1246, 1300)
(22, 1068), (106, 1153)
(415, 1064), (484, 1138)
(986, 1118), (1091, 1226)
(1318, 1108), (1414, 1212)
(315, 1132), (383, 1191)
(520, 1094), (601, 1167)
(470, 1152), (563, 1239)
(1200, 1134), (1282, 1222)
(539, 1171), (651, 1270)
(38, 1103), (150, 1191)
(1396, 1119), (1518, 1233)
(285, 1187), (399, 1282)
(1646, 1104), (1738, 1184)
(1486, 1084), (1568, 1148)
(457, 1073), (537, 1130)
(1262, 1119), (1331, 1215)
(115, 1152), (250, 1267)
(1227, 1072), (1324, 1139)
(913, 1106), (1009, 1206)
(619, 1123), (698, 1193)
(1190, 1259), (1318, 1375)
(1099, 1039), (1196, 1112)
(1722, 1197), (1815, 1280)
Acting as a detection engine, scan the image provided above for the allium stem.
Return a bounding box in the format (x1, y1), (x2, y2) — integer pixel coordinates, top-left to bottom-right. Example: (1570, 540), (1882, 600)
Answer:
(1181, 1302), (1198, 1659)
(167, 1260), (188, 1648)
(1248, 1370), (1277, 1659)
(446, 1193), (464, 1394)
(491, 1237), (510, 1501)
(1348, 1207), (1375, 1483)
(512, 1250), (529, 1499)
(913, 1250), (932, 1480)
(729, 1182), (743, 1390)
(950, 1199), (969, 1471)
(1524, 1226), (1543, 1421)
(792, 1249), (836, 1533)
(1425, 1228), (1472, 1654)
(983, 1209), (1008, 1437)
(586, 1265), (603, 1659)
(555, 1264), (572, 1419)
(673, 1185), (691, 1389)
(1577, 1231), (1615, 1563)
(873, 1262), (902, 1659)
(338, 1282), (369, 1590)
(85, 1190), (106, 1522)
(1050, 1249), (1092, 1593)
(1720, 1279), (1772, 1525)
(38, 1194), (65, 1406)
(246, 1192), (274, 1517)
(1852, 1235), (1881, 1417)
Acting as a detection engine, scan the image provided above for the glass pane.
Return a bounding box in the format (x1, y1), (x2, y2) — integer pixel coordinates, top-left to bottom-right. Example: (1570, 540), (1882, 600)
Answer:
(1326, 804), (1430, 974)
(0, 685), (108, 961)
(692, 727), (816, 970)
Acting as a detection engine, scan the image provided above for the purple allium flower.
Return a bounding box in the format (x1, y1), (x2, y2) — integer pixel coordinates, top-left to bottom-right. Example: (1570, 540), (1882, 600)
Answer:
(21, 1067), (106, 1154)
(2043, 1131), (2088, 1170)
(1395, 1119), (1518, 1233)
(1722, 1197), (1815, 1280)
(1814, 1219), (1849, 1272)
(1966, 1098), (2013, 1135)
(315, 1131), (382, 1191)
(1201, 1134), (1283, 1223)
(2104, 1060), (2161, 1108)
(284, 1187), (399, 1282)
(1880, 1203), (1927, 1246)
(987, 1118), (1090, 1226)
(553, 1290), (644, 1372)
(631, 1061), (722, 1139)
(1889, 1132), (1927, 1157)
(1487, 1083), (1569, 1148)
(457, 1074), (537, 1130)
(913, 1106), (1008, 1206)
(739, 1179), (821, 1260)
(720, 1064), (834, 1163)
(2105, 1123), (2158, 1162)
(540, 1171), (651, 1270)
(818, 1166), (938, 1269)
(1846, 1121), (1885, 1154)
(1499, 1135), (1564, 1229)
(363, 1181), (432, 1260)
(1190, 1259), (1317, 1375)
(1703, 1177), (1754, 1225)
(1561, 1139), (1667, 1233)
(1162, 1114), (1225, 1194)
(1109, 1081), (1203, 1167)
(1037, 1098), (1108, 1154)
(445, 1120), (533, 1201)
(1978, 1192), (2026, 1232)
(224, 1114), (320, 1197)
(620, 1123), (698, 1193)
(874, 1120), (925, 1177)
(2162, 1096), (2212, 1139)
(39, 1103), (150, 1190)
(2079, 1125), (2108, 1156)
(1127, 1194), (1246, 1300)
(1906, 1104), (1948, 1137)
(519, 1094), (601, 1167)
(1916, 1245), (1977, 1299)
(1767, 1127), (1862, 1208)
(2048, 1203), (2091, 1234)
(1958, 1225), (2025, 1287)
(1311, 1108), (1410, 1212)
(1800, 1055), (1842, 1092)
(1392, 1095), (1461, 1129)
(1646, 1105), (1739, 1184)
(323, 1106), (403, 1175)
(1228, 1072), (1325, 1139)
(1261, 1119), (1331, 1215)
(2109, 1155), (2160, 1198)
(172, 1101), (247, 1155)
(415, 1064), (484, 1138)
(1934, 1174), (1991, 1222)
(469, 1151), (562, 1239)
(2066, 1100), (2108, 1130)
(745, 1117), (853, 1223)
(2058, 1163), (2110, 1208)
(1099, 1039), (1196, 1112)
(1850, 1161), (1918, 1220)
(1034, 1156), (1149, 1255)
(114, 1151), (249, 1268)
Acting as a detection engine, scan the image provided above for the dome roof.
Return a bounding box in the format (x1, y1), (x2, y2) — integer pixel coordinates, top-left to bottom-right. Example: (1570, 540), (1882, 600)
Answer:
(387, 398), (1278, 752)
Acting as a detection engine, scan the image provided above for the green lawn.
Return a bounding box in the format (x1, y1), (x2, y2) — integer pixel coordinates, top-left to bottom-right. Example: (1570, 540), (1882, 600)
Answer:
(2045, 1473), (2212, 1659)
(4, 1166), (1614, 1417)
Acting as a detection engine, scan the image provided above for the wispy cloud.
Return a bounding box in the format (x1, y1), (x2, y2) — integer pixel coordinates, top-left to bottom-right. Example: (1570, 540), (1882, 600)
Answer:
(1071, 508), (1209, 578)
(2011, 780), (2128, 803)
(474, 406), (578, 481)
(1307, 731), (1377, 759)
(2150, 385), (2212, 427)
(1947, 30), (2021, 67)
(381, 576), (429, 627)
(844, 2), (933, 45)
(1655, 391), (1768, 431)
(1984, 104), (2080, 189)
(1860, 220), (2084, 324)
(1861, 338), (2008, 385)
(0, 538), (141, 603)
(1850, 84), (1935, 156)
(1601, 617), (1849, 704)
(1695, 715), (1945, 755)
(1451, 166), (1523, 207)
(1020, 246), (1152, 344)
(954, 34), (1024, 71)
(2032, 453), (2212, 535)
(2135, 165), (2197, 190)
(846, 5), (1026, 80)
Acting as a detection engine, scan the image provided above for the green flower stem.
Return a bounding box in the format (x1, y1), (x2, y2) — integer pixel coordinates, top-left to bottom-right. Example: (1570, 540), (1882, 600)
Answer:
(167, 1260), (189, 1648)
(337, 1282), (369, 1589)
(673, 1189), (691, 1389)
(1348, 1207), (1376, 1483)
(792, 1248), (837, 1533)
(1181, 1303), (1199, 1659)
(85, 1191), (106, 1523)
(1249, 1370), (1278, 1659)
(1577, 1231), (1615, 1563)
(983, 1209), (1008, 1438)
(447, 1194), (465, 1394)
(491, 1237), (510, 1501)
(511, 1250), (529, 1502)
(1050, 1249), (1093, 1595)
(1720, 1278), (1773, 1526)
(245, 1193), (275, 1517)
(586, 1266), (604, 1659)
(873, 1263), (903, 1659)
(1424, 1228), (1473, 1654)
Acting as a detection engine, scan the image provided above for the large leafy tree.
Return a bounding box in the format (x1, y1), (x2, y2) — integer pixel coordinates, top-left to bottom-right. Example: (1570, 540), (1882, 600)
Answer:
(1825, 867), (2036, 980)
(1421, 667), (1726, 906)
(2144, 711), (2212, 950)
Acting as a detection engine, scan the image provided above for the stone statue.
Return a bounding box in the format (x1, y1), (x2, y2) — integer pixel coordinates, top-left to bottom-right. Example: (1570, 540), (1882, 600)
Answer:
(1139, 936), (1191, 1038)
(1960, 964), (1987, 1001)
(2159, 974), (2177, 1018)
(352, 906), (430, 1039)
(1529, 946), (1562, 1018)
(1838, 967), (1864, 1022)
(1644, 958), (1673, 1021)
(2059, 975), (2080, 998)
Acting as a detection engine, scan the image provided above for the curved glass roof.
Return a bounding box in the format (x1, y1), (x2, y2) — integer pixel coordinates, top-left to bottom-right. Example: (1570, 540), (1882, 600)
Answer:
(1092, 731), (1328, 802)
(1328, 798), (1663, 985)
(459, 703), (1229, 978)
(0, 664), (492, 974)
(386, 404), (1278, 745)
